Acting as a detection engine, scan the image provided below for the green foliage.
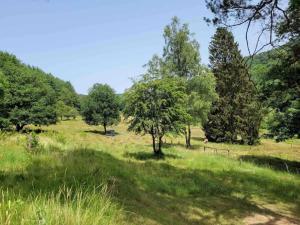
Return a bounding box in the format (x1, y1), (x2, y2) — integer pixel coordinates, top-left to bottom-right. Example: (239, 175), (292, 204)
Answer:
(0, 71), (6, 99)
(26, 132), (39, 151)
(186, 72), (218, 125)
(162, 17), (217, 147)
(45, 74), (79, 109)
(0, 52), (57, 131)
(163, 17), (201, 78)
(204, 28), (262, 145)
(248, 42), (300, 140)
(124, 77), (188, 155)
(56, 100), (78, 120)
(81, 84), (120, 133)
(0, 52), (79, 131)
(0, 119), (299, 224)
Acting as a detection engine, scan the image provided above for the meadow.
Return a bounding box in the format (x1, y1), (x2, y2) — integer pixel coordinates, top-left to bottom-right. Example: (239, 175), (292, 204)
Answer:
(0, 118), (299, 225)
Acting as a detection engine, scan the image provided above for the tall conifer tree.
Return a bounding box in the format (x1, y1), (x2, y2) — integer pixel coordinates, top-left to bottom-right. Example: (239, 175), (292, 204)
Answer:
(204, 27), (261, 145)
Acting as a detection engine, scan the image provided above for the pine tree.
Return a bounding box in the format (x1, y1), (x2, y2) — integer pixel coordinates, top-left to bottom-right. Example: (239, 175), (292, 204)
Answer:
(204, 27), (261, 145)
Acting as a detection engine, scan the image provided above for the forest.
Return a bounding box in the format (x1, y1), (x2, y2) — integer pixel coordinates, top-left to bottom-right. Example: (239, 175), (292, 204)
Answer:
(0, 0), (299, 224)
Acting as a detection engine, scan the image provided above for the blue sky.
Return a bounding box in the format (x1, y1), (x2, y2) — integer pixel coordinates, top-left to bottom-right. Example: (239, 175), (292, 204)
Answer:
(0, 0), (261, 94)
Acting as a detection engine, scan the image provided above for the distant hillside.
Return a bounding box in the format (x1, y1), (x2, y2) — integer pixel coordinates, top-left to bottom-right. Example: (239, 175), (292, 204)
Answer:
(248, 48), (282, 84)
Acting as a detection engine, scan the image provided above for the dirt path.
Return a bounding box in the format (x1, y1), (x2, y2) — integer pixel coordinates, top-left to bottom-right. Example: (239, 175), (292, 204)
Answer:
(244, 214), (300, 225)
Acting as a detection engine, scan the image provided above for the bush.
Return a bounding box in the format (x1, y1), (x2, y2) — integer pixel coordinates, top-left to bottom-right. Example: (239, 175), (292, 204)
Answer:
(0, 118), (11, 131)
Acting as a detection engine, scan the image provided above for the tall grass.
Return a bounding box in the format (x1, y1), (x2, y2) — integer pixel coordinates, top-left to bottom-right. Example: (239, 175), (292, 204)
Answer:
(0, 185), (123, 225)
(0, 119), (299, 224)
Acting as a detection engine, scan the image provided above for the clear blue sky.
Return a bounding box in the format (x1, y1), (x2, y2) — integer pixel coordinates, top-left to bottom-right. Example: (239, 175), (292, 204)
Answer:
(0, 0), (260, 94)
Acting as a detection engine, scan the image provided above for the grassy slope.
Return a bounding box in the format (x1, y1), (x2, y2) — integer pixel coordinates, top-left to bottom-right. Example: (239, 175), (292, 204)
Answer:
(0, 119), (299, 225)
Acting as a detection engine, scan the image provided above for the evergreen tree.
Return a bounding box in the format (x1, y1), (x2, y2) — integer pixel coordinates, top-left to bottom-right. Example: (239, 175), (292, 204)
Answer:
(204, 27), (261, 145)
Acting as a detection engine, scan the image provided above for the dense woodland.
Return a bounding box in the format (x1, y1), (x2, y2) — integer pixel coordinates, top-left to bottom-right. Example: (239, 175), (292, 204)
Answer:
(0, 52), (79, 131)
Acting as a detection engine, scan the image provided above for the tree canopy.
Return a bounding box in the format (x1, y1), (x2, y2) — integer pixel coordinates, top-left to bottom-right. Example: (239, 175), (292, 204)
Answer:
(0, 52), (79, 131)
(204, 27), (261, 145)
(81, 84), (120, 134)
(162, 17), (218, 148)
(124, 77), (188, 155)
(250, 44), (300, 140)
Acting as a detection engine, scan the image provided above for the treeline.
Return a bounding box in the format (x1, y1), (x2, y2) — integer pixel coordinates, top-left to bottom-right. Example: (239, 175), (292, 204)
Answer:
(0, 14), (298, 154)
(80, 17), (263, 156)
(0, 52), (79, 131)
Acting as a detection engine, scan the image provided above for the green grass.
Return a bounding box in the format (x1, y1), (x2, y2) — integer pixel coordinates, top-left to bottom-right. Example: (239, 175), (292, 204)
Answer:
(0, 119), (299, 224)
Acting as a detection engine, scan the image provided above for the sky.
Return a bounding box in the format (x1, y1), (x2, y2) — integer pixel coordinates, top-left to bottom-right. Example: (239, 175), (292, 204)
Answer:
(0, 0), (262, 94)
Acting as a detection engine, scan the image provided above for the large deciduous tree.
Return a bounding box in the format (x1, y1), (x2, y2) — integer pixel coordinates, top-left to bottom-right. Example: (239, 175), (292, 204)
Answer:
(185, 73), (218, 147)
(162, 17), (217, 148)
(81, 84), (120, 134)
(204, 27), (261, 145)
(124, 77), (188, 156)
(0, 52), (57, 131)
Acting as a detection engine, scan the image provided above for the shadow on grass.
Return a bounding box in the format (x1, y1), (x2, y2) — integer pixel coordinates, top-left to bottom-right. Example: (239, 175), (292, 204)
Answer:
(22, 127), (56, 134)
(0, 149), (299, 224)
(84, 130), (120, 136)
(160, 142), (203, 150)
(240, 155), (300, 174)
(191, 136), (205, 141)
(123, 151), (181, 161)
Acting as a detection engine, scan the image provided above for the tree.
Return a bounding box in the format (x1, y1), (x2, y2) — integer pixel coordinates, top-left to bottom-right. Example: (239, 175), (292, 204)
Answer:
(46, 75), (80, 109)
(185, 73), (218, 147)
(0, 71), (5, 100)
(56, 100), (78, 120)
(0, 52), (57, 131)
(205, 0), (299, 141)
(81, 84), (120, 134)
(205, 0), (299, 57)
(64, 107), (78, 120)
(204, 27), (261, 145)
(257, 44), (300, 140)
(162, 17), (217, 148)
(0, 72), (10, 130)
(163, 17), (201, 78)
(124, 77), (188, 156)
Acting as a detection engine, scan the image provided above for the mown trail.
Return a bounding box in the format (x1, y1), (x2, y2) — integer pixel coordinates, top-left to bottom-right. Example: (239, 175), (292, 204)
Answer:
(0, 119), (299, 225)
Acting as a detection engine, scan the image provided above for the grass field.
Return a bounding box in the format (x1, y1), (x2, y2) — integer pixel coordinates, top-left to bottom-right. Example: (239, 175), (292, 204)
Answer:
(0, 118), (299, 225)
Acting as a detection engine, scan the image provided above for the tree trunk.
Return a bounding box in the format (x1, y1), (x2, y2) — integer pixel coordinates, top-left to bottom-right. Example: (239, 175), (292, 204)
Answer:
(158, 136), (163, 153)
(152, 134), (163, 157)
(152, 134), (156, 153)
(185, 125), (192, 148)
(103, 124), (107, 134)
(188, 125), (191, 148)
(16, 124), (25, 132)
